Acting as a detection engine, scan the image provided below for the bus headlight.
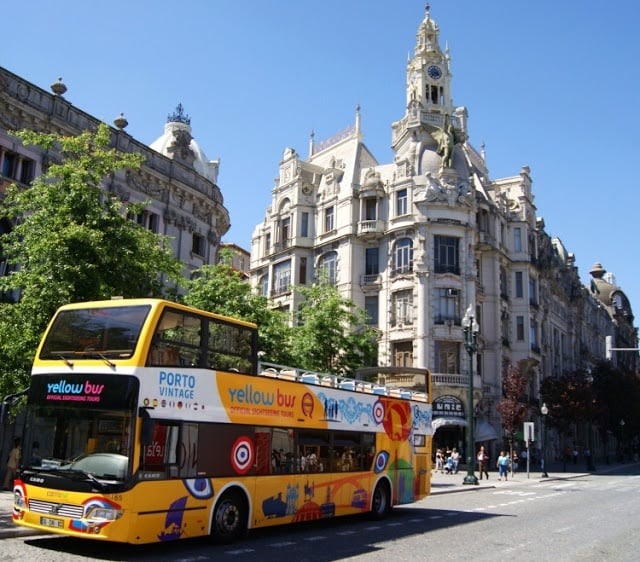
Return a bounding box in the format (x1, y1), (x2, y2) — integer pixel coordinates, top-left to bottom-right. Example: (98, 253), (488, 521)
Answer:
(85, 506), (123, 521)
(14, 492), (26, 508)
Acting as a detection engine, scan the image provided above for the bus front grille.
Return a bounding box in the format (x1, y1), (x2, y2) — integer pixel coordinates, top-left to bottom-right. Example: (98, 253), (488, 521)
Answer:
(29, 499), (85, 518)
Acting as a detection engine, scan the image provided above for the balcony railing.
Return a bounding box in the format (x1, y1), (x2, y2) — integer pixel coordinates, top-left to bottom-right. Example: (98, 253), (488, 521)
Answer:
(431, 372), (482, 389)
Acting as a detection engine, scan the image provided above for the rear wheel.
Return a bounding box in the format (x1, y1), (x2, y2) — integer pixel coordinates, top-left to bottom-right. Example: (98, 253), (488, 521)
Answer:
(211, 490), (247, 544)
(370, 481), (391, 520)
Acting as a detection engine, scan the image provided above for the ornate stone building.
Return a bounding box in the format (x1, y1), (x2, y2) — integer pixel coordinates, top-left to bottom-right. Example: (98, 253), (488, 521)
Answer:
(250, 8), (637, 461)
(0, 69), (230, 283)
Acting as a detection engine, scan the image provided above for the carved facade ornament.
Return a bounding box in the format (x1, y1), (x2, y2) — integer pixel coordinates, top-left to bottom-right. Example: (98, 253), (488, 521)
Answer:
(416, 171), (473, 207)
(125, 170), (166, 199)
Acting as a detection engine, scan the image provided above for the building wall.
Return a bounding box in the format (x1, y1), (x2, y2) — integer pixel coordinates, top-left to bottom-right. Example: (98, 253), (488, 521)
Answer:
(0, 67), (230, 283)
(249, 9), (637, 460)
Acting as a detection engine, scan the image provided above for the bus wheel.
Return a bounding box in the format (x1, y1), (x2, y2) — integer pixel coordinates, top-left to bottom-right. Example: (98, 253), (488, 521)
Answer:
(370, 481), (391, 520)
(211, 490), (247, 544)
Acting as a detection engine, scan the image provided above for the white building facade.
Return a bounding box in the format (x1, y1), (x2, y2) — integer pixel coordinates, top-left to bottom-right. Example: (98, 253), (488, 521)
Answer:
(250, 8), (637, 460)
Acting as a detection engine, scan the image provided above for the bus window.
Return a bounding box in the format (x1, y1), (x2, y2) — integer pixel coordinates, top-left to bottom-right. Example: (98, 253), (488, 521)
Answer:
(150, 309), (202, 367)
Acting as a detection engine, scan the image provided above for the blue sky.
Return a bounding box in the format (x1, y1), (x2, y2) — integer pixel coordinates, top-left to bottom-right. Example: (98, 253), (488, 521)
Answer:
(5, 1), (640, 321)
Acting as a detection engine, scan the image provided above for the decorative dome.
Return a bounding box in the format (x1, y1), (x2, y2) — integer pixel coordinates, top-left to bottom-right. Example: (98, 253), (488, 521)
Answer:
(150, 104), (219, 184)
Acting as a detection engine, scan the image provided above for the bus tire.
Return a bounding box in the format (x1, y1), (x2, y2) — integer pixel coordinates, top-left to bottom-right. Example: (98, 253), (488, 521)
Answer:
(370, 480), (391, 520)
(210, 490), (248, 544)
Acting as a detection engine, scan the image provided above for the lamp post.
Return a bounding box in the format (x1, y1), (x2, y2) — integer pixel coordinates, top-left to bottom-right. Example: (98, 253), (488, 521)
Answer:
(462, 304), (479, 485)
(540, 403), (549, 477)
(585, 373), (595, 472)
(619, 419), (625, 462)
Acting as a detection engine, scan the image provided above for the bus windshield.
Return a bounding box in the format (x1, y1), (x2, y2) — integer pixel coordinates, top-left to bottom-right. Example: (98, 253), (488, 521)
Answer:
(22, 374), (139, 482)
(39, 304), (151, 360)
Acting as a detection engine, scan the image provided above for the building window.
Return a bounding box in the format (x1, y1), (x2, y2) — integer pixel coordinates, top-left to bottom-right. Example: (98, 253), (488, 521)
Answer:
(324, 206), (335, 233)
(365, 295), (379, 326)
(1, 152), (16, 178)
(530, 318), (539, 351)
(434, 341), (460, 374)
(500, 267), (508, 299)
(318, 251), (337, 285)
(259, 275), (269, 297)
(515, 271), (524, 298)
(264, 233), (271, 256)
(391, 289), (413, 326)
(273, 261), (291, 296)
(279, 216), (291, 249)
(434, 235), (459, 275)
(298, 257), (307, 285)
(192, 233), (206, 257)
(19, 159), (34, 184)
(529, 276), (538, 305)
(396, 189), (408, 216)
(392, 341), (413, 367)
(393, 238), (413, 275)
(365, 247), (379, 276)
(301, 212), (309, 237)
(514, 227), (523, 252)
(435, 288), (460, 325)
(364, 198), (377, 220)
(516, 316), (525, 341)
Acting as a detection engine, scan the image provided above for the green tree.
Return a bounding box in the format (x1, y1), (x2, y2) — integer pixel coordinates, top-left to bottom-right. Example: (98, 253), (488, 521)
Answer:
(183, 253), (293, 365)
(0, 124), (183, 394)
(290, 279), (377, 375)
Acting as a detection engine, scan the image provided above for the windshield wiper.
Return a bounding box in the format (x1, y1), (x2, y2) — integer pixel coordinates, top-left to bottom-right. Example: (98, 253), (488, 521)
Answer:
(52, 352), (74, 367)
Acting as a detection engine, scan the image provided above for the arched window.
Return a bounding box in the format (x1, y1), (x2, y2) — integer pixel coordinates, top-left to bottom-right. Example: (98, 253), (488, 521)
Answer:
(317, 251), (338, 285)
(393, 238), (413, 275)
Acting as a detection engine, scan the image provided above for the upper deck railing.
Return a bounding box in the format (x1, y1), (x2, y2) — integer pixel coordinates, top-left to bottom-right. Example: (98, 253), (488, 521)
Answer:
(258, 362), (429, 403)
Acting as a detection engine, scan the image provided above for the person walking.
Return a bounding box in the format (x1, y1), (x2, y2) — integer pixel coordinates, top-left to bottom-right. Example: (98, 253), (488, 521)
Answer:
(3, 437), (21, 490)
(451, 448), (461, 474)
(497, 450), (510, 481)
(477, 445), (489, 480)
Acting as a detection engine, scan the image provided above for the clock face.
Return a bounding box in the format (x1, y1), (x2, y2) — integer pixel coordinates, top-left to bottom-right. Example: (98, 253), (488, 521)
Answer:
(427, 65), (442, 80)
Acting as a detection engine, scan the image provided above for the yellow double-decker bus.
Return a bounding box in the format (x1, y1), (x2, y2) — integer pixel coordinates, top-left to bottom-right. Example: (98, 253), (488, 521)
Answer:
(11, 298), (432, 544)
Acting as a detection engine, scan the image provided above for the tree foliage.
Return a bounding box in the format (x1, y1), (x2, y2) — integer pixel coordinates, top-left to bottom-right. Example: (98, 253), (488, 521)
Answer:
(0, 124), (183, 394)
(496, 361), (530, 438)
(290, 278), (378, 375)
(182, 252), (294, 365)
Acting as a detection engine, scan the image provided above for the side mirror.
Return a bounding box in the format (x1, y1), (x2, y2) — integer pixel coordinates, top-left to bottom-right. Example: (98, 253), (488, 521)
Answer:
(138, 407), (154, 446)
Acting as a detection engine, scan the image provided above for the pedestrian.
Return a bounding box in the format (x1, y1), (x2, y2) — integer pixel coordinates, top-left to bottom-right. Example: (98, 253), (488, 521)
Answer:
(477, 445), (489, 480)
(451, 448), (460, 474)
(3, 437), (21, 490)
(497, 450), (510, 481)
(435, 448), (444, 473)
(511, 451), (519, 474)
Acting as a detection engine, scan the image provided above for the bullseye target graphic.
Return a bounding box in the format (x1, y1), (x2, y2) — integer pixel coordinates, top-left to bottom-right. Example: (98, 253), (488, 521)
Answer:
(372, 399), (385, 425)
(374, 450), (390, 473)
(231, 436), (254, 474)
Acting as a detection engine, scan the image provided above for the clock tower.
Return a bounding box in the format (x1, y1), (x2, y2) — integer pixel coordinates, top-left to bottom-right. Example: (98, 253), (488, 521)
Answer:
(393, 4), (466, 174)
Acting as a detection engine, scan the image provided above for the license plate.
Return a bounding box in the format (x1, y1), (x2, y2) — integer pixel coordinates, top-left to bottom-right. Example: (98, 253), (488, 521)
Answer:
(40, 516), (64, 529)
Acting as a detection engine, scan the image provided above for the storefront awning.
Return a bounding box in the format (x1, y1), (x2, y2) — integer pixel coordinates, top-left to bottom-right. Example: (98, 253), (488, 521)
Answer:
(475, 420), (499, 442)
(431, 417), (467, 431)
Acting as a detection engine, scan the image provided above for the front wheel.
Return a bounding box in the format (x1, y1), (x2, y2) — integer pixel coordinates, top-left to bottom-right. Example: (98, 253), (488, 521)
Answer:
(211, 490), (247, 544)
(370, 481), (391, 520)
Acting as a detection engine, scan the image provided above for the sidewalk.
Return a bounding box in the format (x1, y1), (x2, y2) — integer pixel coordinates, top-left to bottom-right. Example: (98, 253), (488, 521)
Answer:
(0, 489), (43, 539)
(429, 460), (609, 495)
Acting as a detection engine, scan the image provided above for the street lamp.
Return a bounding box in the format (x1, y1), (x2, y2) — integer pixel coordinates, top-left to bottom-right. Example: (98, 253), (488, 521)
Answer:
(585, 373), (595, 472)
(540, 402), (549, 477)
(462, 304), (479, 486)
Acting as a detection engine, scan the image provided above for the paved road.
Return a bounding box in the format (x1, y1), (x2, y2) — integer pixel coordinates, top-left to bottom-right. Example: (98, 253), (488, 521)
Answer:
(0, 461), (597, 541)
